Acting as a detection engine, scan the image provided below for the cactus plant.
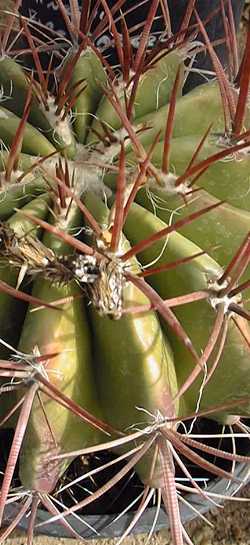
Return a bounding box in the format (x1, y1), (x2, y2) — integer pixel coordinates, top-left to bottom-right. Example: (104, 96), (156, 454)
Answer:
(0, 1), (249, 544)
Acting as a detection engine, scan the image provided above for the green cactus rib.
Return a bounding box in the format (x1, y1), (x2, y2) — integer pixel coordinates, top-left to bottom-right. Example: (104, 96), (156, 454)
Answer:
(70, 47), (107, 143)
(124, 133), (250, 211)
(0, 195), (51, 427)
(136, 187), (250, 311)
(88, 49), (185, 144)
(124, 202), (250, 423)
(18, 202), (104, 492)
(84, 192), (179, 488)
(0, 195), (51, 359)
(0, 57), (76, 158)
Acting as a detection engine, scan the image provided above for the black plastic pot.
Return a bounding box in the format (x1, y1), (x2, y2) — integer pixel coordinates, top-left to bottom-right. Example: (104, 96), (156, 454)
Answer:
(3, 462), (249, 540)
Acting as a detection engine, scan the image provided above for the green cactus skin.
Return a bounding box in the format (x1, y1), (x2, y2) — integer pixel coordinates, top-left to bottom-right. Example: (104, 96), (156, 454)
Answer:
(18, 203), (104, 492)
(84, 192), (179, 488)
(0, 195), (50, 358)
(124, 202), (250, 423)
(88, 49), (185, 144)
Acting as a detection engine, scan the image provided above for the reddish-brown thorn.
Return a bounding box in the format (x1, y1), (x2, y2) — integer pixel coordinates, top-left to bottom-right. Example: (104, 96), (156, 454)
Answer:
(235, 30), (247, 87)
(229, 279), (250, 299)
(0, 280), (60, 310)
(220, 0), (232, 78)
(122, 131), (162, 224)
(79, 0), (91, 35)
(92, 0), (126, 39)
(0, 496), (32, 543)
(40, 494), (83, 540)
(38, 374), (118, 436)
(97, 0), (124, 67)
(127, 273), (200, 365)
(178, 0), (197, 42)
(63, 158), (71, 190)
(170, 4), (228, 61)
(15, 208), (96, 256)
(195, 8), (236, 132)
(89, 127), (110, 145)
(23, 73), (47, 110)
(110, 142), (126, 252)
(175, 427), (250, 465)
(32, 293), (81, 310)
(0, 0), (22, 53)
(204, 317), (228, 385)
(27, 494), (40, 545)
(218, 232), (250, 286)
(56, 162), (67, 209)
(133, 0), (160, 73)
(56, 40), (87, 105)
(158, 437), (184, 545)
(56, 0), (79, 40)
(120, 15), (133, 83)
(102, 83), (145, 156)
(233, 18), (250, 135)
(164, 428), (241, 483)
(121, 290), (208, 315)
(231, 127), (250, 143)
(36, 436), (156, 527)
(229, 303), (250, 322)
(219, 234), (250, 294)
(139, 250), (205, 278)
(117, 486), (154, 542)
(45, 49), (55, 91)
(61, 81), (87, 121)
(39, 163), (102, 237)
(50, 435), (148, 468)
(100, 120), (118, 144)
(0, 360), (30, 371)
(5, 86), (32, 182)
(0, 370), (28, 379)
(173, 304), (226, 404)
(187, 164), (213, 189)
(21, 19), (49, 102)
(180, 397), (250, 424)
(170, 442), (220, 510)
(55, 86), (72, 115)
(164, 291), (209, 307)
(121, 200), (222, 261)
(0, 383), (38, 526)
(159, 0), (171, 35)
(69, 0), (81, 31)
(162, 66), (182, 174)
(233, 315), (250, 348)
(144, 24), (187, 66)
(37, 390), (58, 448)
(16, 148), (60, 184)
(185, 124), (214, 174)
(0, 395), (25, 428)
(227, 0), (239, 78)
(175, 139), (250, 187)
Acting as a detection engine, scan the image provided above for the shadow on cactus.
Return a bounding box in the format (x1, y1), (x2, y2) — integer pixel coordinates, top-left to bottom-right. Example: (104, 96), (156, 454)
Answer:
(0, 1), (249, 544)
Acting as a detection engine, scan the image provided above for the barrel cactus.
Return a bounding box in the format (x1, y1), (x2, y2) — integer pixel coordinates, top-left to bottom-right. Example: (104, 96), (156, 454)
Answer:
(0, 1), (249, 544)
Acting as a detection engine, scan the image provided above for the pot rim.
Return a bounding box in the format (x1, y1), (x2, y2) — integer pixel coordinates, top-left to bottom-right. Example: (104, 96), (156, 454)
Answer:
(3, 462), (250, 540)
